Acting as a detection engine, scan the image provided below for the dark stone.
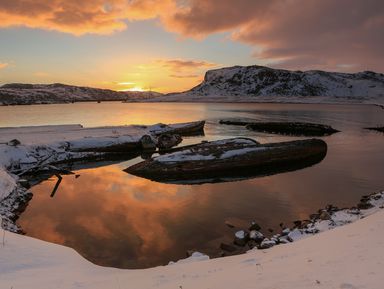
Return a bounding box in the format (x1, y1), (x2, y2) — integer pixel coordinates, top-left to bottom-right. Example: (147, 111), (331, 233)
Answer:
(140, 135), (156, 150)
(357, 202), (374, 210)
(7, 139), (21, 146)
(319, 210), (332, 220)
(157, 134), (182, 150)
(249, 222), (261, 231)
(293, 220), (302, 227)
(249, 230), (264, 242)
(234, 230), (249, 246)
(309, 213), (319, 220)
(18, 179), (30, 189)
(259, 239), (276, 249)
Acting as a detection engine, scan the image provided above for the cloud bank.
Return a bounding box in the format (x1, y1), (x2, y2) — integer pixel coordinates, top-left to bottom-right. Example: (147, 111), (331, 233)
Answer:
(1, 0), (383, 71)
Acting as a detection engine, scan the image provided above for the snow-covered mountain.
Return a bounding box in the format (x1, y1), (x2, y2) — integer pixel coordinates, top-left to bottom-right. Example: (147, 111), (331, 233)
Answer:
(0, 83), (162, 105)
(153, 65), (384, 104)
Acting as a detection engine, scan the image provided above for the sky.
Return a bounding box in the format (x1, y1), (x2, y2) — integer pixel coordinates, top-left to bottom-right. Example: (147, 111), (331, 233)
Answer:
(0, 0), (383, 93)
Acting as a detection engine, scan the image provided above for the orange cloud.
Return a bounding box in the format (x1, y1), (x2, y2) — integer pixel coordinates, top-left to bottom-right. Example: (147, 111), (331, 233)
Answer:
(0, 0), (175, 35)
(0, 62), (8, 69)
(1, 0), (383, 71)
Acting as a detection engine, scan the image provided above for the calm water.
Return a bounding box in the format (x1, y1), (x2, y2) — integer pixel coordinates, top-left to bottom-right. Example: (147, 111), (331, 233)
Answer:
(2, 102), (383, 269)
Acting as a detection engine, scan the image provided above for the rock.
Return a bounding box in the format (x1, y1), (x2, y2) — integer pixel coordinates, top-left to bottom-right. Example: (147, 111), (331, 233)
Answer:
(278, 237), (290, 244)
(357, 202), (374, 210)
(157, 134), (182, 150)
(7, 139), (21, 146)
(220, 243), (237, 252)
(259, 238), (276, 249)
(249, 221), (261, 231)
(287, 229), (304, 242)
(18, 179), (30, 189)
(319, 210), (332, 220)
(309, 213), (320, 220)
(249, 230), (264, 242)
(305, 227), (319, 234)
(234, 230), (249, 246)
(140, 135), (156, 150)
(282, 228), (290, 235)
(247, 240), (258, 249)
(325, 204), (339, 212)
(293, 220), (302, 227)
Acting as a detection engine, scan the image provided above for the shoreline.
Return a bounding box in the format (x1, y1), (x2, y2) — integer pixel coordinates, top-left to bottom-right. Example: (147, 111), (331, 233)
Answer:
(0, 121), (383, 284)
(1, 194), (383, 288)
(1, 99), (383, 107)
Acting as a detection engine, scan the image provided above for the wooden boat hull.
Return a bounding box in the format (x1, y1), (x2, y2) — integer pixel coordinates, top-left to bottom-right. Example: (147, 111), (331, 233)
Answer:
(125, 138), (327, 184)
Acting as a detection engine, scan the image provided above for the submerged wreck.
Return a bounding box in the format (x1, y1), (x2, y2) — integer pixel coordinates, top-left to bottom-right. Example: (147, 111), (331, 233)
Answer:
(219, 120), (339, 136)
(125, 138), (327, 184)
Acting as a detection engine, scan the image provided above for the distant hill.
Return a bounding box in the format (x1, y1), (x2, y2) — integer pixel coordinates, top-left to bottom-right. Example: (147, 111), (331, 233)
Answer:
(0, 83), (162, 105)
(151, 65), (384, 104)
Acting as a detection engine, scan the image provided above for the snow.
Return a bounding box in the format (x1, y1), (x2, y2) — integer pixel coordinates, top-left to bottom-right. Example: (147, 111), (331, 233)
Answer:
(235, 230), (246, 239)
(0, 83), (162, 105)
(156, 150), (216, 162)
(220, 146), (265, 158)
(1, 123), (384, 288)
(0, 169), (16, 200)
(155, 138), (262, 163)
(1, 204), (384, 288)
(148, 65), (384, 105)
(168, 252), (210, 265)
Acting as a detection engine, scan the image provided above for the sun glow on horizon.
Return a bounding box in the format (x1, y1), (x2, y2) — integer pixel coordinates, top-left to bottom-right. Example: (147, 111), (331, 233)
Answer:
(123, 86), (146, 92)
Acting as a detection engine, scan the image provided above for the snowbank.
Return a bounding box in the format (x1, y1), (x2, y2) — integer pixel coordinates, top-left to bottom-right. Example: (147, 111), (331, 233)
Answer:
(1, 203), (384, 288)
(0, 169), (16, 200)
(1, 122), (383, 289)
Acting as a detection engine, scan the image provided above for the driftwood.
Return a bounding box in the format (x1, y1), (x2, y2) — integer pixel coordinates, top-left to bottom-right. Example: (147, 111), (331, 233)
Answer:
(365, 127), (384, 133)
(50, 174), (63, 198)
(125, 138), (327, 184)
(220, 120), (339, 136)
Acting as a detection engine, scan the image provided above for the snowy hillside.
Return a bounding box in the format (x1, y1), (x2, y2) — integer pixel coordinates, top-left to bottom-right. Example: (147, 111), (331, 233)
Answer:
(0, 83), (162, 105)
(153, 66), (384, 104)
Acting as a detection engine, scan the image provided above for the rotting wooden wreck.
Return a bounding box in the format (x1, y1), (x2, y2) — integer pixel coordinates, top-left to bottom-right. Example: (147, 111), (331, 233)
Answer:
(125, 137), (327, 184)
(151, 120), (206, 136)
(69, 120), (205, 153)
(219, 120), (339, 136)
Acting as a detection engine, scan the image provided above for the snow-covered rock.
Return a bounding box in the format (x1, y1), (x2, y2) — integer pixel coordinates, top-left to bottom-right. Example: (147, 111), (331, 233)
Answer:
(168, 252), (209, 265)
(0, 169), (17, 200)
(0, 83), (162, 105)
(152, 65), (384, 104)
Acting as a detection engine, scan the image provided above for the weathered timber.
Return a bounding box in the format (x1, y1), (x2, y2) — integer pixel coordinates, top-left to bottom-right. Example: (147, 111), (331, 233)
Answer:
(125, 138), (327, 184)
(220, 120), (339, 136)
(152, 120), (205, 136)
(365, 127), (384, 133)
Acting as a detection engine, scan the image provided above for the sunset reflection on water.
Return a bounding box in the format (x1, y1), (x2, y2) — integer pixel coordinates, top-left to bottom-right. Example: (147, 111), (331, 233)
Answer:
(16, 103), (384, 268)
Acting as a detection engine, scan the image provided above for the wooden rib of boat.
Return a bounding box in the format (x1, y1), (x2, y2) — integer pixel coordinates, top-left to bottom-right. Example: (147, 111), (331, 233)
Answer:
(125, 137), (327, 184)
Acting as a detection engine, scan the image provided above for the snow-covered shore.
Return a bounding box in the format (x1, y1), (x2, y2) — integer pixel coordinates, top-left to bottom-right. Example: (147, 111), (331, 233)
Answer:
(1, 123), (384, 289)
(1, 196), (383, 289)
